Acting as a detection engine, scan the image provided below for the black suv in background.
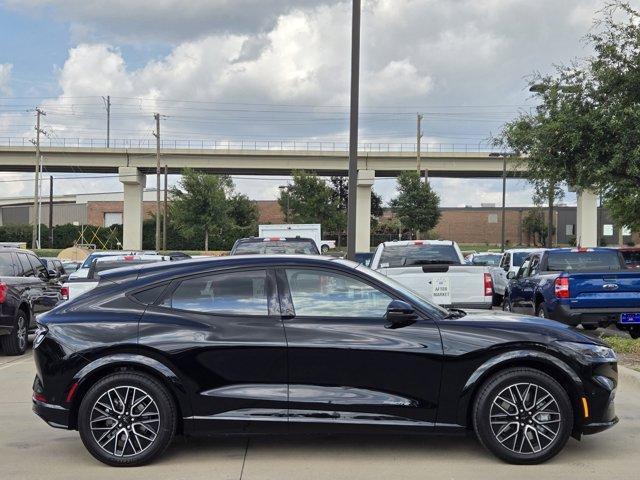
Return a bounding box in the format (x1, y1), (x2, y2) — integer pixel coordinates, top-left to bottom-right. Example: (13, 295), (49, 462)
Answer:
(0, 248), (62, 355)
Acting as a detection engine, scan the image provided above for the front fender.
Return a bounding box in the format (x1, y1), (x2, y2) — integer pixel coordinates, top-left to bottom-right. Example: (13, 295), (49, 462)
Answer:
(456, 349), (584, 426)
(72, 353), (192, 418)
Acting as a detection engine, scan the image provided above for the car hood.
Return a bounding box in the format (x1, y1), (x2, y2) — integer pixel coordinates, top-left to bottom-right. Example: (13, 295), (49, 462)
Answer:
(446, 308), (606, 346)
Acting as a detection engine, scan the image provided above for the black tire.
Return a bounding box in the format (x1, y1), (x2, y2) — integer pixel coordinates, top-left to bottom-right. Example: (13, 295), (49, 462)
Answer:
(321, 245), (329, 254)
(492, 292), (503, 308)
(0, 309), (28, 356)
(78, 372), (176, 467)
(473, 367), (573, 464)
(535, 302), (548, 319)
(502, 296), (513, 312)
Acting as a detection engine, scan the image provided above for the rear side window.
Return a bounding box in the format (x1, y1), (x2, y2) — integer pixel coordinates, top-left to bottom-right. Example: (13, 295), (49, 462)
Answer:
(160, 270), (269, 316)
(17, 253), (33, 277)
(379, 244), (460, 267)
(547, 251), (622, 272)
(0, 253), (15, 276)
(28, 255), (47, 279)
(133, 284), (168, 305)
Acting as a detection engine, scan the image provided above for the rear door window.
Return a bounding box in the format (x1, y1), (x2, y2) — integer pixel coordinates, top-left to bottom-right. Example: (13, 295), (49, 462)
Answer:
(0, 253), (15, 276)
(160, 269), (269, 316)
(17, 253), (34, 277)
(28, 255), (48, 279)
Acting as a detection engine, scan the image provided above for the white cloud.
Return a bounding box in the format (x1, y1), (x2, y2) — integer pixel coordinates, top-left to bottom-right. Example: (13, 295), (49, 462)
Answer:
(0, 63), (12, 95)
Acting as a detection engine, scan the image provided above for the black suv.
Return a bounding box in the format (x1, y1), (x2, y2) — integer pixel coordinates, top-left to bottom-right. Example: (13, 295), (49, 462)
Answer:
(33, 255), (617, 466)
(0, 248), (62, 355)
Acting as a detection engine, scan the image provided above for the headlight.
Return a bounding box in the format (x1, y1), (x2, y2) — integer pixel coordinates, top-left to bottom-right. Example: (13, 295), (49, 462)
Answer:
(555, 341), (616, 362)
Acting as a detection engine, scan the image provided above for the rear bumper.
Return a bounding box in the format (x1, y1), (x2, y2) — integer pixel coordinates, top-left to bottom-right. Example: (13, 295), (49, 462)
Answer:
(551, 303), (640, 326)
(32, 397), (70, 429)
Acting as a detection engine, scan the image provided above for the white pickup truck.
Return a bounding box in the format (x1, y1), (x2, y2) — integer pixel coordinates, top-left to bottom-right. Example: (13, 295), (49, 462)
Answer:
(62, 254), (170, 301)
(370, 240), (493, 309)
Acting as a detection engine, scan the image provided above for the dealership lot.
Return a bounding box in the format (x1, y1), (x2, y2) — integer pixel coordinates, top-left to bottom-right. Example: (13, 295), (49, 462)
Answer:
(0, 347), (638, 480)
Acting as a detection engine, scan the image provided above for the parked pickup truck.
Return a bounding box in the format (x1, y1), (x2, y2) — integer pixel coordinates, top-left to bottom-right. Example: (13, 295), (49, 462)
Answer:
(62, 254), (170, 301)
(490, 248), (544, 306)
(503, 247), (640, 338)
(370, 240), (493, 309)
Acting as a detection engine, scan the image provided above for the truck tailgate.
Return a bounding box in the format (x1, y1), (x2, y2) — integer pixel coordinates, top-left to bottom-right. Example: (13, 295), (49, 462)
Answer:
(379, 265), (489, 306)
(568, 271), (640, 309)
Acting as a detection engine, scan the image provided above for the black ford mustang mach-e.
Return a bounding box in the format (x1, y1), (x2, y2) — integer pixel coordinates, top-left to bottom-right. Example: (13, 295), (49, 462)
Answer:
(32, 255), (617, 466)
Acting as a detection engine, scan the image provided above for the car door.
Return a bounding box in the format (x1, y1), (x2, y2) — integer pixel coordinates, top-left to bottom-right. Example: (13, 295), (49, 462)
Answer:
(509, 258), (531, 313)
(138, 267), (288, 433)
(278, 265), (443, 431)
(494, 252), (509, 295)
(26, 254), (60, 316)
(519, 254), (541, 315)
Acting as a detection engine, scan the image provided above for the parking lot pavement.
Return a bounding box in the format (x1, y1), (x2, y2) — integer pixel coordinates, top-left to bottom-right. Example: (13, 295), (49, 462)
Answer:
(2, 348), (640, 480)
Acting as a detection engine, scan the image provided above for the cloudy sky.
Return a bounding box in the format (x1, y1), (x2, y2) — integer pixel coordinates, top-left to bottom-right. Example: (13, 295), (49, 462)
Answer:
(0, 0), (616, 206)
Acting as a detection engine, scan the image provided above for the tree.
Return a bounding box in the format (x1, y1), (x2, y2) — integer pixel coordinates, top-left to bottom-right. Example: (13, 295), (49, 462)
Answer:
(390, 171), (441, 238)
(499, 1), (640, 232)
(521, 208), (550, 247)
(278, 171), (341, 233)
(170, 169), (257, 250)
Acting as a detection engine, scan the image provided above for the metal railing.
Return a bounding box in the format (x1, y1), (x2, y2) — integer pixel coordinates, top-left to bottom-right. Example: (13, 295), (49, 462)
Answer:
(0, 137), (501, 153)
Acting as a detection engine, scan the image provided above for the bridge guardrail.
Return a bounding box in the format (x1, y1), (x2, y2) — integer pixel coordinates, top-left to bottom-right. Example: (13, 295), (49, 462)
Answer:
(0, 137), (504, 153)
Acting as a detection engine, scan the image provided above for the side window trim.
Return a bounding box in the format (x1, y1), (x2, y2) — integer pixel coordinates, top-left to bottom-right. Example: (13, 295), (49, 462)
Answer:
(154, 267), (279, 317)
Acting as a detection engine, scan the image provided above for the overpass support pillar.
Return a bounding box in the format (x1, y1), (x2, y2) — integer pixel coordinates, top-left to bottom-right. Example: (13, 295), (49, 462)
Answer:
(576, 189), (598, 247)
(119, 167), (145, 250)
(355, 170), (375, 253)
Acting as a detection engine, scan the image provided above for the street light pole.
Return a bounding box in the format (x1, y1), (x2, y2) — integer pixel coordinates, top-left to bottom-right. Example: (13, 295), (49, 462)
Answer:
(346, 0), (361, 261)
(501, 156), (507, 251)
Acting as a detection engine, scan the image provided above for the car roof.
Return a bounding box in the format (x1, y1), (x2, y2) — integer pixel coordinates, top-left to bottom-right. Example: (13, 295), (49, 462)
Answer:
(505, 248), (545, 253)
(0, 248), (37, 254)
(100, 254), (355, 284)
(236, 237), (316, 242)
(381, 240), (455, 247)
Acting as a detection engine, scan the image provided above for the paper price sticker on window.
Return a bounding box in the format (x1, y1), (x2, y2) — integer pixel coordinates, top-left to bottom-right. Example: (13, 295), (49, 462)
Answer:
(430, 277), (452, 305)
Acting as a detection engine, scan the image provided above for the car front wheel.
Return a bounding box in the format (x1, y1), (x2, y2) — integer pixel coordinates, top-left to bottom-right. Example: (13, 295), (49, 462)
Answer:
(473, 367), (573, 464)
(78, 372), (176, 467)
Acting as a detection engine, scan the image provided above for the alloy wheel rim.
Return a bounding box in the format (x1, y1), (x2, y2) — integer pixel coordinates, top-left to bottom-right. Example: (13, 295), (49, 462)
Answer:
(17, 316), (27, 351)
(489, 382), (561, 455)
(90, 386), (161, 457)
(537, 309), (545, 318)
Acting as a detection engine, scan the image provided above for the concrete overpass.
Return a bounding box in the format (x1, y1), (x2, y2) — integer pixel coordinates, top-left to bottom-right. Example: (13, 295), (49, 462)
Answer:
(0, 144), (599, 250)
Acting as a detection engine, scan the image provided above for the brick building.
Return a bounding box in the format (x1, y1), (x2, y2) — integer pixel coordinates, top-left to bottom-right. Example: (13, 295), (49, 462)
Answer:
(1, 192), (637, 246)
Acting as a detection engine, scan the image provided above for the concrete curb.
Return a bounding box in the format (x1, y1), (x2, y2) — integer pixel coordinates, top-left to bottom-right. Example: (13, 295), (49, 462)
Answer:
(619, 365), (640, 389)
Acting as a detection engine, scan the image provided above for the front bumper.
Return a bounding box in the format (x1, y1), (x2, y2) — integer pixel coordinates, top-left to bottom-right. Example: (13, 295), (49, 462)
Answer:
(579, 361), (618, 435)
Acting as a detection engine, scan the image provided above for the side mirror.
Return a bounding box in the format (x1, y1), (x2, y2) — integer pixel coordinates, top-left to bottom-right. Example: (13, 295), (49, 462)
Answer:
(48, 269), (58, 278)
(506, 271), (516, 279)
(385, 300), (418, 329)
(59, 274), (69, 282)
(503, 265), (510, 272)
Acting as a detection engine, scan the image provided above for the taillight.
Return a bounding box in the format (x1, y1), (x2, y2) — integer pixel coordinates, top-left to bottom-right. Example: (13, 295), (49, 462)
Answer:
(555, 277), (570, 298)
(33, 393), (47, 403)
(484, 273), (493, 296)
(0, 282), (7, 303)
(60, 286), (69, 301)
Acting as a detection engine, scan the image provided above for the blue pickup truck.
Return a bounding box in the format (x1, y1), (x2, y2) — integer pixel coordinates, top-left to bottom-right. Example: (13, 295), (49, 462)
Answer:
(503, 247), (640, 338)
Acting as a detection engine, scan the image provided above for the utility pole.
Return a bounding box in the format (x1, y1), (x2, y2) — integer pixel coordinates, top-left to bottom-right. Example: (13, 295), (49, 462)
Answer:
(346, 0), (361, 261)
(102, 95), (111, 148)
(153, 113), (161, 251)
(31, 108), (46, 249)
(547, 185), (554, 248)
(501, 156), (507, 252)
(163, 165), (168, 251)
(416, 113), (423, 173)
(49, 176), (54, 248)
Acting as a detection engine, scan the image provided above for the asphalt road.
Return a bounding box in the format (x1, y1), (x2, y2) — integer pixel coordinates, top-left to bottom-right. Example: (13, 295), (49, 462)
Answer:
(1, 348), (639, 480)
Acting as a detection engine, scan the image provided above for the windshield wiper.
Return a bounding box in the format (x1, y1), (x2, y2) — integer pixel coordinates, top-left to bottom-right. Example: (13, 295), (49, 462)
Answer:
(444, 308), (467, 319)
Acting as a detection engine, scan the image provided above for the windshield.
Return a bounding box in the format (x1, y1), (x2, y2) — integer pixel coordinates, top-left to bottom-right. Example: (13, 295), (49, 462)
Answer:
(233, 240), (319, 255)
(0, 253), (14, 276)
(547, 251), (623, 271)
(379, 244), (460, 267)
(470, 254), (501, 266)
(357, 264), (448, 319)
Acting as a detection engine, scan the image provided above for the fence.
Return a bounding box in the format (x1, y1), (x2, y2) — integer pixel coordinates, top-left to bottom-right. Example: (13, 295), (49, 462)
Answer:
(0, 137), (503, 153)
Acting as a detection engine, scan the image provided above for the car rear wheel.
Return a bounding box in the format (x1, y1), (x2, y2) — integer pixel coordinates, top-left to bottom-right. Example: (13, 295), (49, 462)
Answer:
(321, 245), (329, 254)
(473, 367), (573, 464)
(0, 310), (28, 356)
(78, 372), (176, 467)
